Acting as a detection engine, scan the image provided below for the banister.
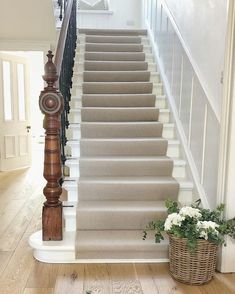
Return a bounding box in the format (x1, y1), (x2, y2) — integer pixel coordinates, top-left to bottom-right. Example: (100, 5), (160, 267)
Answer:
(55, 0), (74, 79)
(39, 0), (77, 241)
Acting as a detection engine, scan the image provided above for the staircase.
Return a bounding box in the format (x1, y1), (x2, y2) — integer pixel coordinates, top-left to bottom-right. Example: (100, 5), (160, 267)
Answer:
(61, 28), (193, 262)
(29, 29), (194, 262)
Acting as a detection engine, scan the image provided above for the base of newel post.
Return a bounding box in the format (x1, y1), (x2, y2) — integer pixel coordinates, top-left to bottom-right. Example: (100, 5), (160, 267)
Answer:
(42, 204), (63, 241)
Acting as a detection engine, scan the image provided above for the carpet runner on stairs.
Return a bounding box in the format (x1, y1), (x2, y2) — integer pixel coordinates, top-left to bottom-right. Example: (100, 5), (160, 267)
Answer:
(69, 28), (181, 260)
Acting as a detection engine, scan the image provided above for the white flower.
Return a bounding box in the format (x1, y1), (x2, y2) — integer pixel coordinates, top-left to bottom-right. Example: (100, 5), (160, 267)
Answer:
(197, 221), (219, 231)
(179, 206), (202, 219)
(197, 221), (219, 240)
(164, 213), (185, 231)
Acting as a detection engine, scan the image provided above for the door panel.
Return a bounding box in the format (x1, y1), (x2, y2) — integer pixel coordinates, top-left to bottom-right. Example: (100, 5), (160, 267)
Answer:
(0, 53), (31, 171)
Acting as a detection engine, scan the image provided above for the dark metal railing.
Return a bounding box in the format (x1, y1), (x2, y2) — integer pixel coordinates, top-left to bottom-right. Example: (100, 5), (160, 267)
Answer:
(57, 0), (69, 21)
(58, 0), (77, 168)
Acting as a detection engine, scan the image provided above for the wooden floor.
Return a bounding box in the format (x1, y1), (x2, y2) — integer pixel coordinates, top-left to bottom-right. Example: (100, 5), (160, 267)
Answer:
(0, 146), (235, 294)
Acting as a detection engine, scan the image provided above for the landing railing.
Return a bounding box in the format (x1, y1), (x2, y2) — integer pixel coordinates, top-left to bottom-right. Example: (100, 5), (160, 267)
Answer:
(39, 0), (77, 241)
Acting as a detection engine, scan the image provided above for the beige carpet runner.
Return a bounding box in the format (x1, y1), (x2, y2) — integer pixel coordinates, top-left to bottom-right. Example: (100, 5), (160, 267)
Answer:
(74, 29), (179, 260)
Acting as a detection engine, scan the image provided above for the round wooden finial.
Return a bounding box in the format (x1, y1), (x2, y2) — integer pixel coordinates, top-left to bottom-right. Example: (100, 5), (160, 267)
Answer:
(43, 50), (58, 89)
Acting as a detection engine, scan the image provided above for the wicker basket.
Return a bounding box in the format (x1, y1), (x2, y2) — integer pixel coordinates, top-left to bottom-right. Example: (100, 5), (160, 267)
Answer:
(168, 234), (218, 285)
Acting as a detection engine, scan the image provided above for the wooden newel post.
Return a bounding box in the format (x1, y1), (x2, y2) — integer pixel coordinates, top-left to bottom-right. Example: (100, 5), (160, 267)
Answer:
(39, 51), (64, 241)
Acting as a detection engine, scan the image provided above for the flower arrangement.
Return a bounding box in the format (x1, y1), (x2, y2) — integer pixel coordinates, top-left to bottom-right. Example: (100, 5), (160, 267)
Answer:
(143, 199), (235, 251)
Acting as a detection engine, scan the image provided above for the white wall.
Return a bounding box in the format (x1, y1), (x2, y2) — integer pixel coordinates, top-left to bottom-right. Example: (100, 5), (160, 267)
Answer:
(144, 0), (224, 209)
(78, 0), (143, 29)
(164, 0), (228, 118)
(0, 0), (57, 43)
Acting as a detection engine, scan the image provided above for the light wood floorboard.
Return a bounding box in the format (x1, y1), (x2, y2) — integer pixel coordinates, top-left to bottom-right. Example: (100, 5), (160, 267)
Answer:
(0, 146), (234, 294)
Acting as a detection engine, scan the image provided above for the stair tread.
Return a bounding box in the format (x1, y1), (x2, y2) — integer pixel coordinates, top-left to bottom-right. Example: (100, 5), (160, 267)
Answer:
(79, 156), (174, 161)
(77, 200), (166, 211)
(80, 107), (157, 110)
(65, 176), (192, 187)
(80, 121), (163, 124)
(79, 138), (175, 142)
(78, 29), (148, 35)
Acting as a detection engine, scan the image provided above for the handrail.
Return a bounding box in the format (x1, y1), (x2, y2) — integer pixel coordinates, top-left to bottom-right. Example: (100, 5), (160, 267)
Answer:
(55, 0), (73, 79)
(39, 0), (77, 241)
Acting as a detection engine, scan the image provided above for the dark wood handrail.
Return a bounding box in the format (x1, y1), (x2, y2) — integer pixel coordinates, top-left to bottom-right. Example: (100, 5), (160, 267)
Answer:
(55, 0), (74, 84)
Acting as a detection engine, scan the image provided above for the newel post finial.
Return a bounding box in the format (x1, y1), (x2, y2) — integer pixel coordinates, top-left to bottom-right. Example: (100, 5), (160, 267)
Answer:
(39, 50), (64, 241)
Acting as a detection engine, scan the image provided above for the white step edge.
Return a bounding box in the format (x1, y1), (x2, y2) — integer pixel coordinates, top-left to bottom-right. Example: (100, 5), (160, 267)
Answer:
(66, 122), (175, 140)
(63, 178), (194, 204)
(29, 230), (169, 263)
(66, 157), (186, 178)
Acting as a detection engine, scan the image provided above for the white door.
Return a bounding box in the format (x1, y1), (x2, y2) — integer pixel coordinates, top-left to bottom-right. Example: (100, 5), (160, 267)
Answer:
(0, 53), (31, 171)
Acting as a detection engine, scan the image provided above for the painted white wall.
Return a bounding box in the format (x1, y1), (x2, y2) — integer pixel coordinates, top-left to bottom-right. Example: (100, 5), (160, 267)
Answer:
(0, 0), (57, 42)
(144, 0), (222, 209)
(78, 0), (143, 29)
(164, 0), (228, 118)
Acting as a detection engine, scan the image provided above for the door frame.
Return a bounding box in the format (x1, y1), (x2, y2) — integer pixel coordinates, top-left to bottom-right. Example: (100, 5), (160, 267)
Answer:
(217, 0), (235, 272)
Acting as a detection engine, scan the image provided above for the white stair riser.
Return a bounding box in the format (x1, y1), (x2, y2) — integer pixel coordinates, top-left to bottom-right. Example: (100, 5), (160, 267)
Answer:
(68, 109), (169, 123)
(66, 123), (175, 140)
(65, 217), (76, 232)
(67, 161), (185, 178)
(67, 141), (179, 158)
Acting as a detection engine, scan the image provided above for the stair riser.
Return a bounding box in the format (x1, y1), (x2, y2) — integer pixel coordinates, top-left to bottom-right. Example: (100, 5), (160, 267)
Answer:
(74, 62), (156, 72)
(72, 83), (162, 96)
(66, 124), (175, 140)
(80, 140), (166, 156)
(72, 72), (160, 83)
(69, 109), (169, 123)
(75, 54), (153, 62)
(80, 109), (159, 122)
(77, 210), (166, 230)
(67, 161), (185, 178)
(80, 123), (163, 138)
(66, 161), (185, 178)
(78, 44), (151, 53)
(70, 96), (165, 108)
(81, 83), (154, 95)
(67, 141), (179, 158)
(64, 183), (192, 203)
(79, 160), (173, 177)
(78, 35), (150, 45)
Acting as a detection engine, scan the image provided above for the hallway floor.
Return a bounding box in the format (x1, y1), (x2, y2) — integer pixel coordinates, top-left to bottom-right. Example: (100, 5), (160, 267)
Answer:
(0, 145), (234, 294)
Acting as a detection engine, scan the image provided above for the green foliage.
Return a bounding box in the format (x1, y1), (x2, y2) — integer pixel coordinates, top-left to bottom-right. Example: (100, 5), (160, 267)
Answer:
(143, 199), (235, 251)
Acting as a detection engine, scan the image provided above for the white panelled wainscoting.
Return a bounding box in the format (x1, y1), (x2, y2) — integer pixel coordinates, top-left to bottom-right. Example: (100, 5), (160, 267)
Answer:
(143, 0), (221, 209)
